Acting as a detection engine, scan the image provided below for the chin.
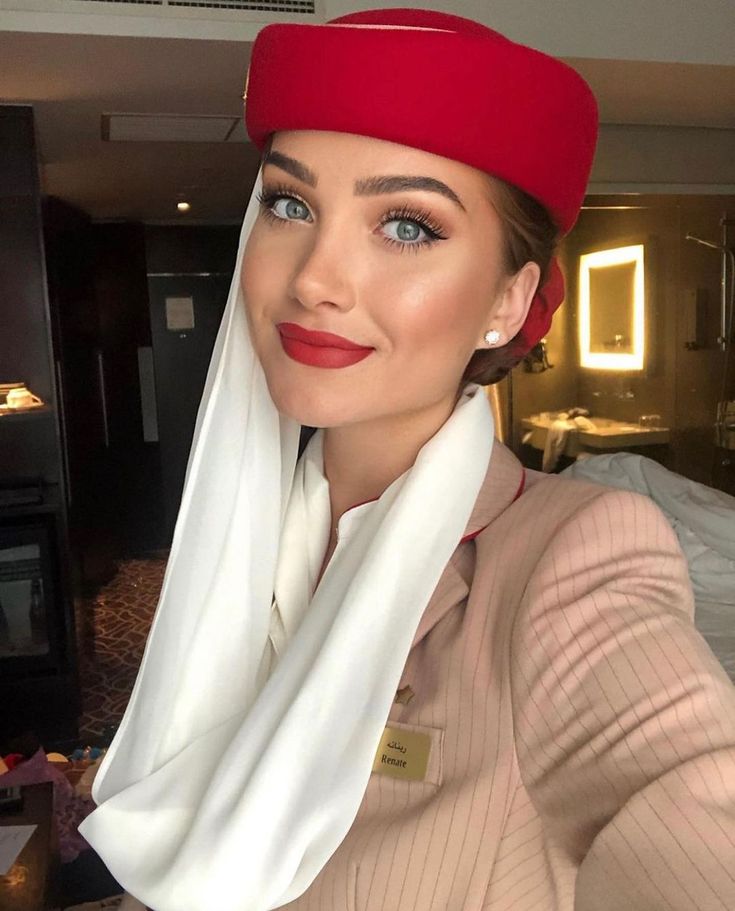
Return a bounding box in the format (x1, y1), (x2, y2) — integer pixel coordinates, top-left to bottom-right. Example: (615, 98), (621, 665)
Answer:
(263, 371), (362, 428)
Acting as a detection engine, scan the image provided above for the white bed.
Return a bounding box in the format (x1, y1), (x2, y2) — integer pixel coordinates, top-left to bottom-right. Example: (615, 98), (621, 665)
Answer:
(561, 453), (735, 683)
(695, 599), (735, 683)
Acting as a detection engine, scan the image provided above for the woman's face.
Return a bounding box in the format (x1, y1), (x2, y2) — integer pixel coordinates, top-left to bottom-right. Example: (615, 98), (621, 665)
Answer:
(242, 130), (538, 428)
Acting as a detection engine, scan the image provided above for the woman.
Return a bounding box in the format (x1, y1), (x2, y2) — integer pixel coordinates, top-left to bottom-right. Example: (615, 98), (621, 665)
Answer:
(80, 9), (735, 911)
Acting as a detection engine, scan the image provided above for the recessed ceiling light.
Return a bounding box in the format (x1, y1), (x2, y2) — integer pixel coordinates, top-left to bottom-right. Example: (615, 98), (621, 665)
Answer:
(177, 202), (191, 213)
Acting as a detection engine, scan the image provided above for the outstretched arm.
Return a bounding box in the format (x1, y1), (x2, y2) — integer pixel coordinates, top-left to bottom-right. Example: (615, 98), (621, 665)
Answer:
(511, 488), (735, 910)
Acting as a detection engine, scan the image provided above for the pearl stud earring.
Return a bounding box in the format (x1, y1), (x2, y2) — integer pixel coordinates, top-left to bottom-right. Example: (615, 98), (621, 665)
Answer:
(484, 329), (502, 346)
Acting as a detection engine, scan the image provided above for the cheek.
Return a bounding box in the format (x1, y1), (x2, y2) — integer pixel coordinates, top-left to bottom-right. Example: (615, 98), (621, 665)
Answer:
(376, 253), (493, 360)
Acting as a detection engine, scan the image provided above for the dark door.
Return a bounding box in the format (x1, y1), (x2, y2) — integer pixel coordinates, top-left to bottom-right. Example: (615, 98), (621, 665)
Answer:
(147, 273), (231, 542)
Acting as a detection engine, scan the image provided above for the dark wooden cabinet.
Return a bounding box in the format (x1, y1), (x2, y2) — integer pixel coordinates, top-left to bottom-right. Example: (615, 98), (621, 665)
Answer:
(43, 197), (119, 593)
(0, 106), (80, 744)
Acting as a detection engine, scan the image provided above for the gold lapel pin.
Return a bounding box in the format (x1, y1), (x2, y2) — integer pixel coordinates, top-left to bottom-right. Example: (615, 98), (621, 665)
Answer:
(394, 685), (415, 705)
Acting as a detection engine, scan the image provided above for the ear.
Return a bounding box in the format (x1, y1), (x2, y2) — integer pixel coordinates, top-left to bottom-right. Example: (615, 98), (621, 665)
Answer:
(478, 261), (541, 347)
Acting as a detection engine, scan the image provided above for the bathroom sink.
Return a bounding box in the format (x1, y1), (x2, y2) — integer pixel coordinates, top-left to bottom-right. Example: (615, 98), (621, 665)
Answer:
(521, 414), (670, 455)
(582, 417), (639, 431)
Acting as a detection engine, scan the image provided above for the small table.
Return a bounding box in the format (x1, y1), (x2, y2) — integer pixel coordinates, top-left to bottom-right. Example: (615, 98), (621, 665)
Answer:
(0, 782), (58, 911)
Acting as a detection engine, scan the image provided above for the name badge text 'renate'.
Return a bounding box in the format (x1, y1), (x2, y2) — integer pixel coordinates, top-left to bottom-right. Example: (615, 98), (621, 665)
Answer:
(371, 726), (431, 782)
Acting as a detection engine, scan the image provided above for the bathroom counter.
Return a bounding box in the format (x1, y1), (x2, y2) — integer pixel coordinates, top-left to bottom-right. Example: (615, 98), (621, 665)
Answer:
(521, 415), (670, 456)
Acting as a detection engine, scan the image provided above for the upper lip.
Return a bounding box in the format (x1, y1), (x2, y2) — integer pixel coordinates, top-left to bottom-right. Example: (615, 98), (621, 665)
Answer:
(277, 322), (372, 350)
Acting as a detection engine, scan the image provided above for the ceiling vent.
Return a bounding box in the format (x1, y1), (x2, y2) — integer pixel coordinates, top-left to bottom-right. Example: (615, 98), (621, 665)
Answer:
(102, 112), (246, 142)
(169, 0), (315, 10)
(14, 1), (324, 39)
(71, 0), (316, 11)
(72, 0), (164, 4)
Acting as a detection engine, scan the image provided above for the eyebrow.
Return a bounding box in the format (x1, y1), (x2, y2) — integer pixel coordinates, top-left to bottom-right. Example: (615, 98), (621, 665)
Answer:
(263, 150), (465, 211)
(354, 175), (465, 211)
(264, 150), (318, 186)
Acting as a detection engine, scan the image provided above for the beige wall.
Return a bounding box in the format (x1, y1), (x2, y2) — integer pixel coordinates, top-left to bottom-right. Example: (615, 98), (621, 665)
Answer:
(592, 126), (735, 191)
(2, 0), (734, 65)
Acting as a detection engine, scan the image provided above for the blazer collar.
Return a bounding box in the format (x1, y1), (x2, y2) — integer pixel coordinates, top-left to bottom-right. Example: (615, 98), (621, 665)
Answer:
(460, 439), (525, 542)
(409, 440), (524, 649)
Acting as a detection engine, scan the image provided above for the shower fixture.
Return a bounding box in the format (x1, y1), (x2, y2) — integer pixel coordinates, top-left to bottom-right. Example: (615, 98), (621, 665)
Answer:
(686, 233), (726, 252)
(685, 223), (735, 464)
(685, 233), (734, 352)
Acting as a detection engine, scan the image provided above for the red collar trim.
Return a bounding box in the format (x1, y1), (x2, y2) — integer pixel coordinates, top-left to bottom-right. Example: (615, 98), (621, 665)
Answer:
(458, 468), (526, 545)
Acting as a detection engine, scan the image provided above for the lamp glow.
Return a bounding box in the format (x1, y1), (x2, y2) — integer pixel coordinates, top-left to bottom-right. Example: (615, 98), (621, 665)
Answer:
(177, 201), (191, 212)
(578, 244), (645, 371)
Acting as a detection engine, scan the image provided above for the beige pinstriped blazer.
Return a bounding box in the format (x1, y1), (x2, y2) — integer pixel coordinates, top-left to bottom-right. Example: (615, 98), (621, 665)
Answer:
(279, 440), (735, 911)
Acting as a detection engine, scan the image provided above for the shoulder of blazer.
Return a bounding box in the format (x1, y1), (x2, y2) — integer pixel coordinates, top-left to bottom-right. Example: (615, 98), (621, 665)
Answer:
(471, 478), (684, 607)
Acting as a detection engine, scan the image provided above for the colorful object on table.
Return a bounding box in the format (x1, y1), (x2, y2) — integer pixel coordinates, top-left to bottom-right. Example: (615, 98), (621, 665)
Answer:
(70, 747), (105, 762)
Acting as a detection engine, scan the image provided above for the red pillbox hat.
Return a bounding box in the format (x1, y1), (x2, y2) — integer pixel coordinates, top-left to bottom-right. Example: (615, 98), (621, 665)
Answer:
(244, 8), (599, 353)
(245, 8), (597, 235)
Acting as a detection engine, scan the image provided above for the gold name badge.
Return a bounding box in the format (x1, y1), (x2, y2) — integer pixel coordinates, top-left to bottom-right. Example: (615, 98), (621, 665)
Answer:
(371, 725), (431, 782)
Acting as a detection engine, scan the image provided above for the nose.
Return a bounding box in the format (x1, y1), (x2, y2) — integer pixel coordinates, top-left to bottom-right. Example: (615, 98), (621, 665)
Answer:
(288, 221), (358, 314)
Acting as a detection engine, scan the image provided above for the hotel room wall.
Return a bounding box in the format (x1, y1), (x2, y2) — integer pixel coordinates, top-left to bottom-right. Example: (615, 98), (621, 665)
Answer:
(511, 194), (734, 489)
(675, 195), (733, 490)
(89, 222), (167, 557)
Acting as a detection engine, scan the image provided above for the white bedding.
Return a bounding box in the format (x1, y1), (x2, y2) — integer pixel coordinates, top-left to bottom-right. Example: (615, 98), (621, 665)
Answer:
(561, 454), (735, 682)
(695, 600), (735, 682)
(562, 453), (735, 605)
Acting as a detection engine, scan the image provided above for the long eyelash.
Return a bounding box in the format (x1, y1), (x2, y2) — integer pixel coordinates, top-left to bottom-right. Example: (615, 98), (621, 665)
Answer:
(379, 205), (448, 253)
(254, 189), (447, 252)
(256, 183), (310, 223)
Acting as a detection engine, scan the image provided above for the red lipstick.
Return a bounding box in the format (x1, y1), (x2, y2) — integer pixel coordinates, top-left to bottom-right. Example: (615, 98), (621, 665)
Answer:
(277, 322), (374, 369)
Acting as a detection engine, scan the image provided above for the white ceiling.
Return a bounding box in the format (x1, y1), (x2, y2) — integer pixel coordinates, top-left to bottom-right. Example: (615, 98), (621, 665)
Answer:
(1, 28), (734, 222)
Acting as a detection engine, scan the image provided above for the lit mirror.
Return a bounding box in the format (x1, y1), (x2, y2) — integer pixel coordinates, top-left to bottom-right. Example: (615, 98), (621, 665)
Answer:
(578, 244), (645, 370)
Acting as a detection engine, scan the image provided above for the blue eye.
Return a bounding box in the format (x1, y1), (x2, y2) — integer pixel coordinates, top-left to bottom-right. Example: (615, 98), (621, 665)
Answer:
(379, 207), (447, 251)
(271, 196), (311, 221)
(382, 219), (425, 244)
(257, 188), (313, 224)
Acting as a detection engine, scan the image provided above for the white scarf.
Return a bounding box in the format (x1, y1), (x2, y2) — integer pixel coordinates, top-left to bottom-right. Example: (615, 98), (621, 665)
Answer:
(79, 173), (494, 911)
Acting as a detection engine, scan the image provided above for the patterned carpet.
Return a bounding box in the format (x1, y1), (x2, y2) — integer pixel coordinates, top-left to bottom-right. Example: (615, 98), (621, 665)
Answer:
(78, 558), (166, 741)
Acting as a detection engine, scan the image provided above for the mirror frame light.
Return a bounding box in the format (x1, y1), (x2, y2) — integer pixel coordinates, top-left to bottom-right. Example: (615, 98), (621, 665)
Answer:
(578, 243), (646, 371)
